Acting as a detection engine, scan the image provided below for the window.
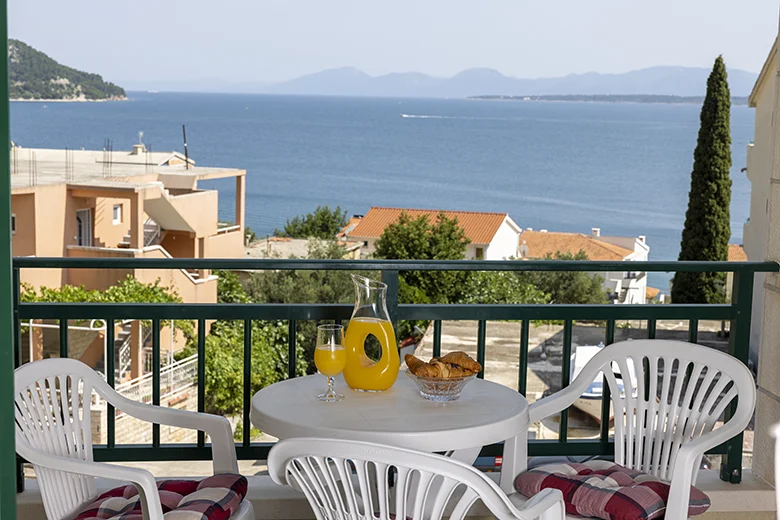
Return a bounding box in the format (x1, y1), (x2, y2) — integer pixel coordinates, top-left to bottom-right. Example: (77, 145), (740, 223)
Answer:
(10, 214), (15, 235)
(475, 247), (484, 260)
(113, 204), (122, 225)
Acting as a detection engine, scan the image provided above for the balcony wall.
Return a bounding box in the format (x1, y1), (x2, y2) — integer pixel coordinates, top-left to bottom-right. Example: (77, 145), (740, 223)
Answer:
(168, 190), (219, 237)
(206, 227), (244, 258)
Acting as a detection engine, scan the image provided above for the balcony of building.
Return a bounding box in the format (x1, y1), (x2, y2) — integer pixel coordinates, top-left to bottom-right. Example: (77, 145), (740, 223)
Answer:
(8, 257), (780, 520)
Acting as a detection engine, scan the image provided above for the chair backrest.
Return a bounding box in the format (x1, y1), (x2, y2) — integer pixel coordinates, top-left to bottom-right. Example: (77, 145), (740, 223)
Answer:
(569, 340), (755, 481)
(268, 438), (524, 520)
(14, 358), (104, 520)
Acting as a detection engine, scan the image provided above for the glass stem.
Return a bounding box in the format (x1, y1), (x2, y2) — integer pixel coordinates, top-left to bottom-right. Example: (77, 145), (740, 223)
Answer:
(327, 376), (336, 395)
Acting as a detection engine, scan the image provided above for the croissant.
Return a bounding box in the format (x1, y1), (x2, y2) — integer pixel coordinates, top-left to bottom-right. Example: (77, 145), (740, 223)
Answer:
(439, 351), (482, 374)
(445, 365), (474, 378)
(405, 354), (428, 374)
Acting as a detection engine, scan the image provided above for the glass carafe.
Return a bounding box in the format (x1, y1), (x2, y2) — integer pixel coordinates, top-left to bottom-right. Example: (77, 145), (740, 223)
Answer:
(343, 275), (400, 391)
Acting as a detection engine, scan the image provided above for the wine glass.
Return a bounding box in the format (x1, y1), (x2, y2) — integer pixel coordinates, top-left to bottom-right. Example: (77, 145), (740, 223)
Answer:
(315, 324), (346, 402)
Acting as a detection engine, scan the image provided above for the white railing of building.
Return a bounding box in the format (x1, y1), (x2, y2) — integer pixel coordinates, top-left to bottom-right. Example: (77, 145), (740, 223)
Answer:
(114, 354), (197, 408)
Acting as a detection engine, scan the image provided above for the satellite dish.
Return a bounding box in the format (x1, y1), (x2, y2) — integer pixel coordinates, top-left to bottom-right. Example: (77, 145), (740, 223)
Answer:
(517, 240), (530, 259)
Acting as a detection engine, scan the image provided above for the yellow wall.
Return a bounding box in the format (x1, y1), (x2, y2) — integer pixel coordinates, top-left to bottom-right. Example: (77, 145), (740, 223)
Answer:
(11, 193), (36, 257)
(66, 247), (134, 289)
(161, 231), (197, 258)
(169, 190), (219, 237)
(205, 229), (244, 258)
(94, 197), (131, 249)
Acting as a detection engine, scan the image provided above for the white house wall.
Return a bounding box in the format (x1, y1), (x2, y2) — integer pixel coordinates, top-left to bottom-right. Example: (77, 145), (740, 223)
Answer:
(486, 219), (521, 260)
(745, 54), (776, 364)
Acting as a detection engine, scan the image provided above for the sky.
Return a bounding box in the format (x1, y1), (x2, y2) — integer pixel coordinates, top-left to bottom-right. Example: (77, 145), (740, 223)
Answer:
(8, 0), (780, 86)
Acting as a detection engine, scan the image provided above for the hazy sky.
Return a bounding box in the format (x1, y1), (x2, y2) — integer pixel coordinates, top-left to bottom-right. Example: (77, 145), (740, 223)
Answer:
(9, 0), (780, 85)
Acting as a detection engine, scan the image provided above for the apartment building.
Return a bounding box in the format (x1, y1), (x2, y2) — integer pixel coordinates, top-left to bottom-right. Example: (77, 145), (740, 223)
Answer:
(12, 143), (246, 378)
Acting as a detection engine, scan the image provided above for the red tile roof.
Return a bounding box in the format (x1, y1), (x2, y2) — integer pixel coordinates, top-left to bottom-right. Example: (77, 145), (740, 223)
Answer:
(348, 207), (511, 245)
(646, 286), (661, 300)
(520, 230), (634, 261)
(727, 244), (748, 262)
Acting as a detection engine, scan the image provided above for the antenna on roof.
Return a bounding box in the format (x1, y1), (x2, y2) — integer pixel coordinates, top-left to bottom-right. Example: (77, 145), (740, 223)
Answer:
(65, 148), (74, 182)
(145, 143), (152, 174)
(182, 124), (189, 169)
(29, 150), (37, 187)
(138, 131), (144, 145)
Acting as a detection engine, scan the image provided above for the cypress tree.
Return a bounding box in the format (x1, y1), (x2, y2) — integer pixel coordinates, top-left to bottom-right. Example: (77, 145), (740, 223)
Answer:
(671, 56), (732, 303)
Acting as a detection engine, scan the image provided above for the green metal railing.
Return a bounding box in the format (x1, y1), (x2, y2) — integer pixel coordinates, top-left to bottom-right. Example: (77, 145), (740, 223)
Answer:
(12, 257), (779, 489)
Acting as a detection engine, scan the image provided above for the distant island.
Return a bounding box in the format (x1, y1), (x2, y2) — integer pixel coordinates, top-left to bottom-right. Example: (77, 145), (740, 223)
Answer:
(9, 39), (126, 101)
(125, 65), (759, 99)
(468, 94), (750, 105)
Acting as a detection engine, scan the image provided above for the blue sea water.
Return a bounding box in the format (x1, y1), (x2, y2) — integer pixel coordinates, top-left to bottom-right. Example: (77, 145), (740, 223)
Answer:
(9, 92), (754, 291)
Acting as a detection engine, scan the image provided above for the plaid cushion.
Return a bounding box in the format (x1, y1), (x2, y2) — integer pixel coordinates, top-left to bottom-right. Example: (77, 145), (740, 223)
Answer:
(514, 460), (710, 520)
(74, 473), (247, 520)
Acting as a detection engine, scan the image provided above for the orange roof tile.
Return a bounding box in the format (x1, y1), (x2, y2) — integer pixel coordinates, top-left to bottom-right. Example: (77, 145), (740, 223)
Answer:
(728, 244), (748, 262)
(519, 230), (633, 261)
(337, 216), (363, 238)
(349, 207), (511, 245)
(646, 286), (661, 300)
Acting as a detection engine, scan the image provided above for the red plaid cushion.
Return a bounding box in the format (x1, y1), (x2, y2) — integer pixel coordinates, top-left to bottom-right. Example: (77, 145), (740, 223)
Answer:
(514, 461), (710, 520)
(74, 473), (247, 520)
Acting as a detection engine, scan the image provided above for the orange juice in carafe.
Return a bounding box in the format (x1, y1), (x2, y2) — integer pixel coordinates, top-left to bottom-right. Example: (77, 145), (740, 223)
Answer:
(343, 275), (400, 391)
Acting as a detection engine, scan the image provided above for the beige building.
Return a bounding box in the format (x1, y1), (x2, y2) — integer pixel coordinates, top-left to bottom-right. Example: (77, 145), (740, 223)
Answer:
(743, 40), (779, 365)
(11, 143), (247, 379)
(746, 27), (780, 494)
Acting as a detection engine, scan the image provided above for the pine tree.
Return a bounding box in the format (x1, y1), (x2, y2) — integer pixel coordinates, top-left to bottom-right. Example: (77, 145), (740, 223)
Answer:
(671, 56), (732, 303)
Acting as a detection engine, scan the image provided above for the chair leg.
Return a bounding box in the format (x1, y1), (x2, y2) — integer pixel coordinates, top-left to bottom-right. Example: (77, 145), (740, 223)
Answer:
(500, 433), (527, 494)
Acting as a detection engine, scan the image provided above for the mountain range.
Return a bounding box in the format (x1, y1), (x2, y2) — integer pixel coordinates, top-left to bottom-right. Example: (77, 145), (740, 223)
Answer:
(124, 65), (758, 98)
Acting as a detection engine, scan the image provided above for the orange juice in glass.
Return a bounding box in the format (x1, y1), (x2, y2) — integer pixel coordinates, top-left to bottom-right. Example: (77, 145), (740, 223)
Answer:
(315, 324), (347, 402)
(343, 275), (399, 391)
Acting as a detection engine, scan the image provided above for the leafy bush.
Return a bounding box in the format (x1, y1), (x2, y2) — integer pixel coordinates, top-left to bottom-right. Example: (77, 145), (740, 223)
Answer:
(274, 205), (349, 239)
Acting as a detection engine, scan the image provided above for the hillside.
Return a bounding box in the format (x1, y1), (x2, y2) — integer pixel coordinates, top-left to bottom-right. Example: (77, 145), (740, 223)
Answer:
(9, 39), (126, 101)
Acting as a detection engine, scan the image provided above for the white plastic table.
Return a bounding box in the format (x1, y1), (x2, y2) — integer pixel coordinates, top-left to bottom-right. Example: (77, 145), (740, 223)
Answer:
(251, 373), (529, 492)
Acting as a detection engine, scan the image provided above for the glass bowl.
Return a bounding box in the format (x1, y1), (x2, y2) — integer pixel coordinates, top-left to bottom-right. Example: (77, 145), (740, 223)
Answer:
(405, 370), (477, 402)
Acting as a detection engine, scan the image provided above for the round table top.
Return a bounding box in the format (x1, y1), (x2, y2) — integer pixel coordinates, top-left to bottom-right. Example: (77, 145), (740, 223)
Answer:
(250, 372), (529, 453)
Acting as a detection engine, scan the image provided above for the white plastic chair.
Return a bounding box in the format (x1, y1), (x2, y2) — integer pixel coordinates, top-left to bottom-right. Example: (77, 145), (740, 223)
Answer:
(523, 339), (755, 520)
(14, 358), (254, 520)
(268, 437), (565, 520)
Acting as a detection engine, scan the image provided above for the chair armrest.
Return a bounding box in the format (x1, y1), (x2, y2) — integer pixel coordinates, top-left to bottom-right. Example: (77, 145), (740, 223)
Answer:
(17, 443), (164, 520)
(93, 378), (238, 474)
(529, 387), (583, 424)
(514, 488), (565, 520)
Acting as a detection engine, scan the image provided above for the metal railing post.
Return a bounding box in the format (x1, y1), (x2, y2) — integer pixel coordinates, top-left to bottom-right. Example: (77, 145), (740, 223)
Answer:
(722, 269), (754, 483)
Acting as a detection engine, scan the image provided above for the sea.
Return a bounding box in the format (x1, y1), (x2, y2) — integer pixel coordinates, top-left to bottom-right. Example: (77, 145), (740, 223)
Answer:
(9, 92), (755, 291)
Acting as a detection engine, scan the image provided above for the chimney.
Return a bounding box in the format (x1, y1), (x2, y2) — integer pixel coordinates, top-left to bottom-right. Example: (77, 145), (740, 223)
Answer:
(638, 235), (646, 244)
(131, 143), (146, 155)
(591, 228), (601, 237)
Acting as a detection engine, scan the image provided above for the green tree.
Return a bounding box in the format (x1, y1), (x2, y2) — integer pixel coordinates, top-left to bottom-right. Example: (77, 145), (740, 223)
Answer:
(246, 239), (378, 369)
(671, 56), (732, 304)
(374, 212), (470, 304)
(21, 275), (193, 336)
(177, 270), (307, 415)
(462, 271), (548, 305)
(275, 205), (349, 239)
(517, 251), (608, 304)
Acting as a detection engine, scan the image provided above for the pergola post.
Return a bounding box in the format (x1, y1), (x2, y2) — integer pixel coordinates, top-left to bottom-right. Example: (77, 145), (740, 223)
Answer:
(0, 0), (17, 517)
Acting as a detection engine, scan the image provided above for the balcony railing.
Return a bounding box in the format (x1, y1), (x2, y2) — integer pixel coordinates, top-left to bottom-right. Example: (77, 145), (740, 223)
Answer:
(12, 257), (779, 491)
